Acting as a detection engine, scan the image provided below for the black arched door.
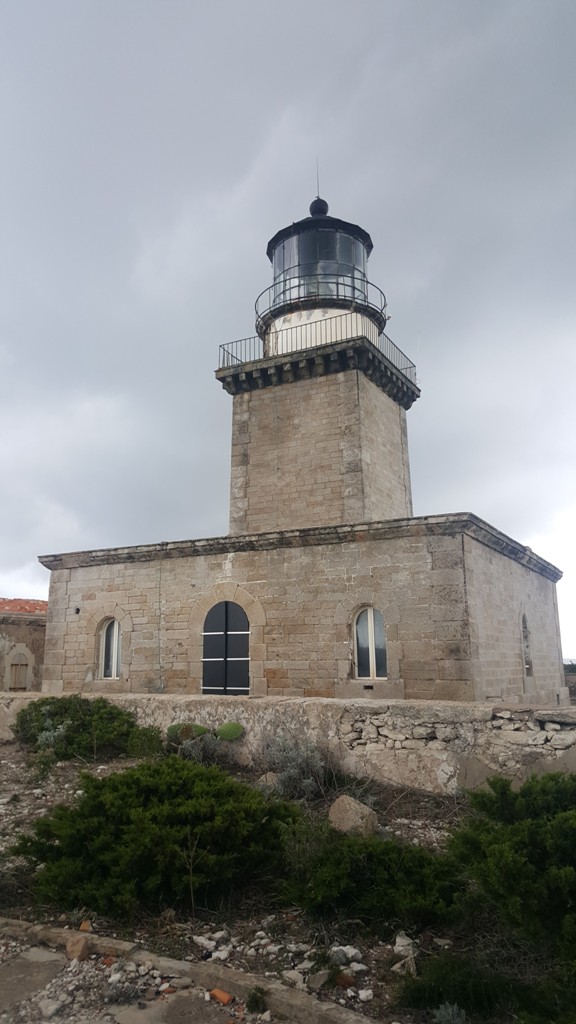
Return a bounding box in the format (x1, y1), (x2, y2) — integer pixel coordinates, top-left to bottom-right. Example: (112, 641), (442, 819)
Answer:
(202, 601), (250, 695)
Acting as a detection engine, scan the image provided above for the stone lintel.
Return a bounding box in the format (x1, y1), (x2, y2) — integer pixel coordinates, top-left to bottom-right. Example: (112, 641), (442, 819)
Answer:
(38, 512), (561, 582)
(215, 337), (420, 411)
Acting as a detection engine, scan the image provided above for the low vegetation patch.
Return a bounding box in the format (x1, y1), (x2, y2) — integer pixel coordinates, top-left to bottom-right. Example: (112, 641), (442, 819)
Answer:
(282, 813), (459, 930)
(167, 720), (245, 766)
(9, 700), (576, 1022)
(13, 695), (162, 762)
(12, 756), (299, 918)
(449, 773), (576, 958)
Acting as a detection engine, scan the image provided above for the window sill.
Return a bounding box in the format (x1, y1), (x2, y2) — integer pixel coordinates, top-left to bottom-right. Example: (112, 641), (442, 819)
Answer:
(335, 678), (405, 700)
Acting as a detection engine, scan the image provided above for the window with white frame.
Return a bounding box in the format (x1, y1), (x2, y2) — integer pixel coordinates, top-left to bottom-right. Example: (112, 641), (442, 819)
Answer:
(354, 607), (387, 678)
(99, 618), (121, 679)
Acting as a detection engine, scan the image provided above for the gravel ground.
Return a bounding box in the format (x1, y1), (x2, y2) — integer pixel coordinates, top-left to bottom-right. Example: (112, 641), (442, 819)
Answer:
(0, 741), (460, 1023)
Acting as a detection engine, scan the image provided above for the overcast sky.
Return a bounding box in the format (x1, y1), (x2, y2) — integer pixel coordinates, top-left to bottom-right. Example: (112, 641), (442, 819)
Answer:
(1, 0), (575, 657)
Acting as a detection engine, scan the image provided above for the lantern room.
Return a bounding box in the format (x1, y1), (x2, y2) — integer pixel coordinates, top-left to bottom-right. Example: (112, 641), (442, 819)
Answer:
(255, 198), (388, 353)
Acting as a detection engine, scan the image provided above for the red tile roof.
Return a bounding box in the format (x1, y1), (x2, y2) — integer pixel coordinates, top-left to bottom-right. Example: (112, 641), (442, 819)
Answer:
(0, 598), (48, 615)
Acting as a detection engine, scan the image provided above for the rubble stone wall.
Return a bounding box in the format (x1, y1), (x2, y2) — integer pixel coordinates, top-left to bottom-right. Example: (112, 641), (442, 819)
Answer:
(2, 694), (576, 794)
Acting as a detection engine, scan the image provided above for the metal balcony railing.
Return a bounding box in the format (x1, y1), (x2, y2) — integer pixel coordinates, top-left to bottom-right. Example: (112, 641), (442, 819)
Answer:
(255, 271), (387, 336)
(218, 311), (417, 386)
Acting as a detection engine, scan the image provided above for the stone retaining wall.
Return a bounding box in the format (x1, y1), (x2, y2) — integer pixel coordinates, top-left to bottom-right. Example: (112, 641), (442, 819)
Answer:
(3, 694), (576, 794)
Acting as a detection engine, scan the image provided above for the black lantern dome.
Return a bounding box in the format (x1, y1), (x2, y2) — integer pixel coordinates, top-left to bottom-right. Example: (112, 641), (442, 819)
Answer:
(255, 198), (387, 338)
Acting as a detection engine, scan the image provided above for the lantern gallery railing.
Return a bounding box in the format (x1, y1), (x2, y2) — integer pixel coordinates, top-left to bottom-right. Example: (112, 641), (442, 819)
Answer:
(255, 272), (387, 336)
(218, 311), (417, 386)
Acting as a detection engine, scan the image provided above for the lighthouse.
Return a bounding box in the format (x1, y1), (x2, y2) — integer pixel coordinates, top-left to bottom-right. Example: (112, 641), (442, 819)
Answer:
(216, 199), (420, 536)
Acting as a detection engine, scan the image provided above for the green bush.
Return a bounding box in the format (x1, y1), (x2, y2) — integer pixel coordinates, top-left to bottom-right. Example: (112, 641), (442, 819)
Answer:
(126, 725), (164, 757)
(12, 696), (147, 761)
(13, 756), (299, 918)
(450, 774), (576, 956)
(166, 721), (245, 767)
(397, 953), (533, 1018)
(398, 952), (576, 1022)
(282, 815), (459, 930)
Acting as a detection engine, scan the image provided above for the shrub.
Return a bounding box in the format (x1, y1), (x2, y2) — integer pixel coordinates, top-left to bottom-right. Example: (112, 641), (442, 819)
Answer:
(13, 756), (299, 918)
(245, 987), (268, 1012)
(282, 814), (459, 930)
(397, 953), (533, 1018)
(126, 726), (164, 757)
(432, 1004), (467, 1024)
(12, 696), (145, 761)
(449, 773), (576, 956)
(261, 734), (333, 800)
(166, 721), (245, 767)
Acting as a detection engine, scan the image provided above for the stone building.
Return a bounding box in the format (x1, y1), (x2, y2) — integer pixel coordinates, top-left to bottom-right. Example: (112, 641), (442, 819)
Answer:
(39, 199), (566, 705)
(0, 598), (47, 693)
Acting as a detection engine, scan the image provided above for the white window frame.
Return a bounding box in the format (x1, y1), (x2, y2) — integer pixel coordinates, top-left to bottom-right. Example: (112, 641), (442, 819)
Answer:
(99, 618), (121, 679)
(354, 607), (387, 679)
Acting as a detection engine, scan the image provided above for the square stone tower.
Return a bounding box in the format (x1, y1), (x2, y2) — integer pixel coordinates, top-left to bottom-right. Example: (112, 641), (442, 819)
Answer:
(217, 198), (420, 534)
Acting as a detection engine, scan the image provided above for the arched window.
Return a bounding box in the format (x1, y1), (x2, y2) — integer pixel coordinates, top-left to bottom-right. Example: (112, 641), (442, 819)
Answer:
(99, 618), (121, 679)
(9, 652), (28, 691)
(354, 607), (387, 679)
(521, 614), (533, 678)
(202, 601), (250, 695)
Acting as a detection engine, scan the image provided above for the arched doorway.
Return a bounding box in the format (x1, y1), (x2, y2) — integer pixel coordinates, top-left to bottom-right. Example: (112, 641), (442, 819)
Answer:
(202, 601), (250, 695)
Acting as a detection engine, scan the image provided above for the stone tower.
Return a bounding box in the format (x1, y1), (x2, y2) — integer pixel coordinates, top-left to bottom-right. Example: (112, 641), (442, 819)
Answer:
(216, 199), (420, 535)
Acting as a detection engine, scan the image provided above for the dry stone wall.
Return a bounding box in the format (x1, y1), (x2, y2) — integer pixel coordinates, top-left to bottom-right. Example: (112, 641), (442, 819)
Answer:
(2, 694), (575, 795)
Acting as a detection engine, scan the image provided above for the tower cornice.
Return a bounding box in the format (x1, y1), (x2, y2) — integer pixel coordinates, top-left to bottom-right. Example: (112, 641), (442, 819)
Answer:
(216, 336), (420, 410)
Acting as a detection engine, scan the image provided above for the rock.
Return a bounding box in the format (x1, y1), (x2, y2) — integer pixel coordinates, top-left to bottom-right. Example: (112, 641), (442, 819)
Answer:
(391, 955), (417, 976)
(412, 726), (436, 739)
(342, 945), (362, 961)
(66, 935), (90, 961)
(393, 930), (415, 954)
(329, 948), (348, 966)
(308, 969), (331, 990)
(295, 958), (314, 970)
(261, 1012), (271, 1022)
(282, 969), (305, 987)
(192, 935), (216, 951)
(358, 988), (374, 1002)
(433, 937), (452, 948)
(350, 962), (368, 973)
(435, 726), (457, 741)
(39, 999), (60, 1019)
(551, 732), (576, 749)
(544, 722), (561, 731)
(328, 795), (378, 837)
(79, 919), (92, 932)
